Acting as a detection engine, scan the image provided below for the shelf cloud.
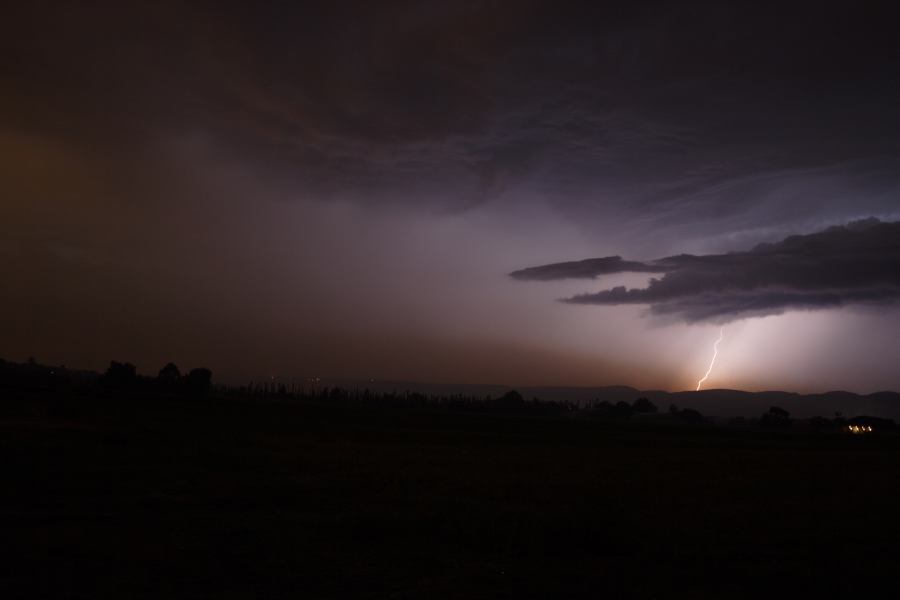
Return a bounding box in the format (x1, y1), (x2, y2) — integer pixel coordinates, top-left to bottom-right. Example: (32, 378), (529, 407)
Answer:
(513, 219), (900, 322)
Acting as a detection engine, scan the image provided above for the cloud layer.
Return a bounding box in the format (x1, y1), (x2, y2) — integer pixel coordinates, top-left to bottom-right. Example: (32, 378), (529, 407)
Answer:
(509, 256), (670, 281)
(513, 219), (900, 322)
(5, 1), (900, 227)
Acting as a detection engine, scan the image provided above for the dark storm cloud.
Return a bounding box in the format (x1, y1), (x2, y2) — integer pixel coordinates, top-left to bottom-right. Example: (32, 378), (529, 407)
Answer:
(5, 1), (900, 220)
(510, 256), (670, 281)
(514, 219), (900, 322)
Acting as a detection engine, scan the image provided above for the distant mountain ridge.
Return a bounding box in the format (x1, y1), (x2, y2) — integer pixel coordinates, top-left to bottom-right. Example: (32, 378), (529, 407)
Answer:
(308, 379), (900, 420)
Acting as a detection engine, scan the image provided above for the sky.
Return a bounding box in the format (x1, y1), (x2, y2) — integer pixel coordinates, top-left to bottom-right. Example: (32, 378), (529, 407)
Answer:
(2, 1), (900, 392)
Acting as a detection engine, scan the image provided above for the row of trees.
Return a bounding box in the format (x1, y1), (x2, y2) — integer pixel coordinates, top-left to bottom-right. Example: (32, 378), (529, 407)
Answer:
(585, 397), (708, 423)
(226, 385), (578, 415)
(587, 397), (657, 418)
(3, 358), (895, 431)
(104, 361), (212, 394)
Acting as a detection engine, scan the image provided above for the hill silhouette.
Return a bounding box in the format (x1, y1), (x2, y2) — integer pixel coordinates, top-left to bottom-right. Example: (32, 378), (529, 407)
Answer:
(279, 378), (900, 420)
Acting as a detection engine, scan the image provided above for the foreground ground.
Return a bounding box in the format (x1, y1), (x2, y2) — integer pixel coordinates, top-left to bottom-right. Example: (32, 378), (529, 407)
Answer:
(3, 392), (899, 599)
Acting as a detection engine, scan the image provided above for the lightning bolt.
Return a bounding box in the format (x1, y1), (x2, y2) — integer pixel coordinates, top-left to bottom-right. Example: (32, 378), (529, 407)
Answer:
(696, 326), (724, 391)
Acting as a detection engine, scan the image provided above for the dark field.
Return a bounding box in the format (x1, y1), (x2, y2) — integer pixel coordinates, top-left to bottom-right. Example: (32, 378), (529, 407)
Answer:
(3, 394), (900, 599)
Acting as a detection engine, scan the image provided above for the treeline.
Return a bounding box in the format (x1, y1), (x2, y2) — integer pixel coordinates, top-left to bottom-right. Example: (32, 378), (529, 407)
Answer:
(230, 385), (578, 416)
(104, 361), (213, 395)
(0, 358), (574, 415)
(0, 358), (214, 396)
(1, 357), (896, 431)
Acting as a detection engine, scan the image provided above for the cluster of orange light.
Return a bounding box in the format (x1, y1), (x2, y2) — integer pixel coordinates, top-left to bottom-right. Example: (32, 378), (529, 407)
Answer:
(847, 425), (873, 434)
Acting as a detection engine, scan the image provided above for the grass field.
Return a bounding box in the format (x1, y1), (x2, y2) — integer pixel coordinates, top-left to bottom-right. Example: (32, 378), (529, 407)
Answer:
(3, 392), (899, 598)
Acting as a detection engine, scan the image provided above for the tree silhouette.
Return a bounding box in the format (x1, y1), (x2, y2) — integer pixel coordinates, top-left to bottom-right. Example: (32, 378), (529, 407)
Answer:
(768, 406), (790, 419)
(631, 397), (657, 414)
(760, 406), (791, 428)
(612, 401), (633, 418)
(104, 361), (137, 388)
(499, 390), (525, 407)
(185, 368), (212, 395)
(158, 362), (181, 385)
(677, 408), (704, 424)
